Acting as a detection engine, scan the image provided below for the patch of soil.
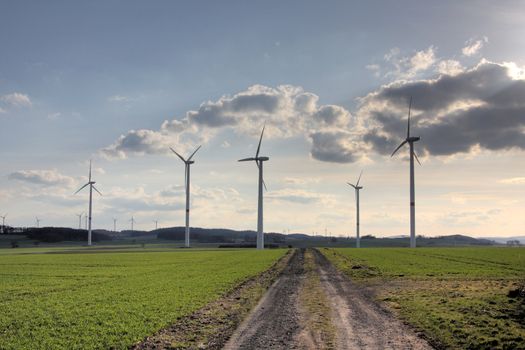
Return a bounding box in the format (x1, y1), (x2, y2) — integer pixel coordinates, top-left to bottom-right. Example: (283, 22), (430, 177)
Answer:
(131, 249), (293, 350)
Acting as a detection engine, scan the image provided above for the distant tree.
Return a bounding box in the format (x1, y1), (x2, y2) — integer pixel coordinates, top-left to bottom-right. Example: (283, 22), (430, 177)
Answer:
(362, 234), (376, 239)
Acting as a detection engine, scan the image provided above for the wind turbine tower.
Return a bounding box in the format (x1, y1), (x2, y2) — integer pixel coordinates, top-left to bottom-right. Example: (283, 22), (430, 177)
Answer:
(347, 171), (363, 248)
(130, 216), (136, 232)
(35, 217), (41, 228)
(76, 213), (83, 230)
(391, 97), (421, 248)
(74, 161), (102, 246)
(239, 125), (269, 250)
(113, 218), (117, 232)
(0, 213), (6, 233)
(153, 220), (158, 230)
(170, 145), (201, 248)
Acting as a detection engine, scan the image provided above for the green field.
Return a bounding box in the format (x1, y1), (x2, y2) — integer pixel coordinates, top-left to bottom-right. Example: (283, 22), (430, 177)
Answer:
(0, 246), (287, 349)
(323, 247), (525, 349)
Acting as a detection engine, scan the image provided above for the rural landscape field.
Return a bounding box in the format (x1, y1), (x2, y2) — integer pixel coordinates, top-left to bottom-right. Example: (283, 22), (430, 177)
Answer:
(1, 244), (523, 349)
(2, 1), (525, 349)
(0, 246), (287, 349)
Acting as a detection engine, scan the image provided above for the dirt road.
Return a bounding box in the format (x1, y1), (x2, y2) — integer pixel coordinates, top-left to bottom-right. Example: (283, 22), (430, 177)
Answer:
(224, 248), (432, 349)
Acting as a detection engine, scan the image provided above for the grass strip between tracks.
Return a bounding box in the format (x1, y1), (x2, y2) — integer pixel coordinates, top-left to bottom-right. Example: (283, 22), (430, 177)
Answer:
(296, 249), (336, 349)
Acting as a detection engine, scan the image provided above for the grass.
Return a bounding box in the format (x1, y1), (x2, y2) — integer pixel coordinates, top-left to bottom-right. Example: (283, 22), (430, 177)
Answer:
(322, 247), (525, 350)
(0, 246), (287, 349)
(297, 249), (336, 349)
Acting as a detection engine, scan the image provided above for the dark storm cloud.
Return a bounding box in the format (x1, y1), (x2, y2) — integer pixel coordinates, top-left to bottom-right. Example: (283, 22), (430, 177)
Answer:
(310, 131), (357, 163)
(362, 62), (525, 156)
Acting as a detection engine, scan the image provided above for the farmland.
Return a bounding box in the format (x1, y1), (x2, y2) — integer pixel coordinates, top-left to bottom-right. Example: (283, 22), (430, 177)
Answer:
(0, 246), (287, 349)
(322, 247), (525, 349)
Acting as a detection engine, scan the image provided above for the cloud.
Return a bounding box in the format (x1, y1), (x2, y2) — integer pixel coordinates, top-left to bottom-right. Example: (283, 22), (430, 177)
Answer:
(356, 60), (525, 157)
(382, 46), (437, 79)
(101, 85), (356, 162)
(436, 60), (464, 76)
(310, 131), (360, 163)
(266, 189), (329, 204)
(462, 37), (488, 57)
(8, 169), (76, 188)
(499, 177), (525, 185)
(108, 95), (129, 102)
(1, 92), (32, 108)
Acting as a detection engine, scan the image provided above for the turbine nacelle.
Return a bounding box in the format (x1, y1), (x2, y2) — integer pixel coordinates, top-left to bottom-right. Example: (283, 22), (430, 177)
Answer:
(408, 136), (420, 143)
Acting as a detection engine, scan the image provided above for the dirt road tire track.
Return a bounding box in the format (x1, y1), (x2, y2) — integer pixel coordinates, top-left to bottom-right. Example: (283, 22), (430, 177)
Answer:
(313, 248), (432, 350)
(224, 248), (305, 349)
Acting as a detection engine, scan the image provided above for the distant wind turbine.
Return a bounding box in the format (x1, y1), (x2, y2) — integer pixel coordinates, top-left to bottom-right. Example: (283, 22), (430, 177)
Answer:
(347, 170), (363, 248)
(113, 218), (117, 232)
(153, 220), (158, 230)
(170, 145), (201, 248)
(391, 97), (421, 248)
(74, 160), (102, 246)
(130, 216), (136, 232)
(35, 217), (41, 228)
(238, 125), (269, 250)
(0, 213), (6, 233)
(76, 213), (83, 230)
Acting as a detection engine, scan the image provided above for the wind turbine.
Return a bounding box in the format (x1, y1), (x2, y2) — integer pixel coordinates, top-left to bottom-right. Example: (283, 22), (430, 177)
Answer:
(153, 220), (158, 230)
(74, 160), (102, 246)
(238, 125), (269, 250)
(35, 217), (41, 228)
(170, 145), (201, 248)
(130, 216), (136, 232)
(347, 170), (363, 248)
(0, 213), (7, 230)
(391, 97), (421, 248)
(113, 218), (117, 232)
(76, 213), (83, 229)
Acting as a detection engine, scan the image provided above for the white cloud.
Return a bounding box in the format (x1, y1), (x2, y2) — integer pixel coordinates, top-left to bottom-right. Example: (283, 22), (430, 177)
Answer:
(108, 95), (129, 102)
(1, 92), (32, 108)
(8, 169), (76, 188)
(101, 85), (356, 163)
(436, 60), (464, 76)
(462, 37), (488, 56)
(499, 177), (525, 185)
(47, 112), (61, 120)
(382, 46), (437, 79)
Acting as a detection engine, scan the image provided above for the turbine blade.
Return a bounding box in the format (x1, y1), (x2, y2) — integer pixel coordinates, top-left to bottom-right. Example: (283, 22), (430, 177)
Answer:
(391, 140), (408, 157)
(255, 124), (265, 158)
(170, 147), (186, 162)
(187, 145), (202, 161)
(356, 170), (363, 187)
(413, 150), (422, 166)
(256, 161), (268, 191)
(347, 182), (356, 189)
(74, 183), (90, 194)
(238, 157), (256, 162)
(407, 96), (412, 139)
(92, 185), (103, 196)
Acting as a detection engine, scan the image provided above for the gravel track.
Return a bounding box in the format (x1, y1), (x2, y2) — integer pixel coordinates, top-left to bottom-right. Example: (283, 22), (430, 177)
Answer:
(224, 248), (433, 350)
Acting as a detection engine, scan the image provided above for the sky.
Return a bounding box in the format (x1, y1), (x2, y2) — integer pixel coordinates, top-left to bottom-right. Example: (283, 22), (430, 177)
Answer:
(1, 0), (524, 237)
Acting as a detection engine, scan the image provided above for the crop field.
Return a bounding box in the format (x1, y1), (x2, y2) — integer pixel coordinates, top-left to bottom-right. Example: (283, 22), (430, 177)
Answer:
(0, 246), (287, 349)
(322, 247), (525, 349)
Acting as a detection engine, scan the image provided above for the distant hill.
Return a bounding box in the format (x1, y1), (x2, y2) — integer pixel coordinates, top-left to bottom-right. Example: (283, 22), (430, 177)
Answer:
(0, 225), (506, 247)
